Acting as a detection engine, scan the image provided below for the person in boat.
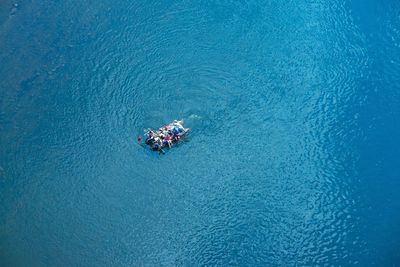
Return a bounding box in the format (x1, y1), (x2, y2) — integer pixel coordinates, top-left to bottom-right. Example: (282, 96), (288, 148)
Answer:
(170, 120), (184, 132)
(172, 120), (183, 129)
(146, 130), (155, 144)
(173, 130), (180, 142)
(152, 142), (160, 151)
(142, 120), (189, 151)
(159, 132), (166, 140)
(151, 136), (159, 149)
(164, 134), (173, 148)
(172, 126), (179, 136)
(162, 139), (172, 148)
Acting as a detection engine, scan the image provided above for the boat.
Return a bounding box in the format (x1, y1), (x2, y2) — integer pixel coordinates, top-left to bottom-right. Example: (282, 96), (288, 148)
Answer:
(141, 120), (189, 153)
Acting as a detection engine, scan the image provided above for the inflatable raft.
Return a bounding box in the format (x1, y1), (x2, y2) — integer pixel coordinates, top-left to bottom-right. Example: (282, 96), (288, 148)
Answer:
(141, 120), (189, 153)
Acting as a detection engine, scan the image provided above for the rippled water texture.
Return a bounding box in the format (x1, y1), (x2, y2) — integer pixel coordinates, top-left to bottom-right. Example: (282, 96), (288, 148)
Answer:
(1, 0), (399, 266)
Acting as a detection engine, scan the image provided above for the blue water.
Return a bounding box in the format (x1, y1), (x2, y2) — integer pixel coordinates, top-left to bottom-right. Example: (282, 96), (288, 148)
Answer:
(1, 0), (399, 266)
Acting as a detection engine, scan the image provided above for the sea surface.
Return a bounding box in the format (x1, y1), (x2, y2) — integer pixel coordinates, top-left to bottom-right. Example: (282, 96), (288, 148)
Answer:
(1, 0), (399, 266)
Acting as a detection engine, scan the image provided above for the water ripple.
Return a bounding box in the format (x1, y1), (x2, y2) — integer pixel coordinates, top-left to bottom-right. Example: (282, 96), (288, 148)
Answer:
(0, 0), (396, 266)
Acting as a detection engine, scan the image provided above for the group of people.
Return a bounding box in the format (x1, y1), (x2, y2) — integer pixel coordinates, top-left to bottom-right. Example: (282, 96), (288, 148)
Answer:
(144, 120), (188, 151)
